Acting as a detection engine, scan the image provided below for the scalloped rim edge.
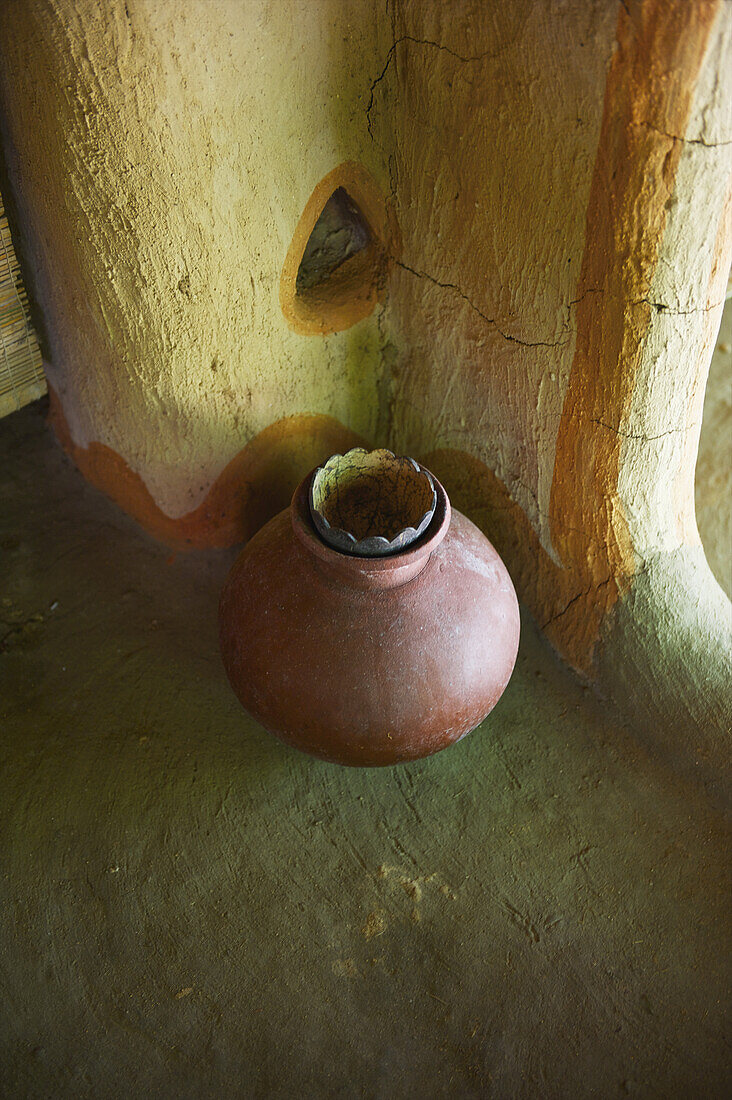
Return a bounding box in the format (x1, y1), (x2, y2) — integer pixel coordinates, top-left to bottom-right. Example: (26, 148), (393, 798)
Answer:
(309, 448), (437, 556)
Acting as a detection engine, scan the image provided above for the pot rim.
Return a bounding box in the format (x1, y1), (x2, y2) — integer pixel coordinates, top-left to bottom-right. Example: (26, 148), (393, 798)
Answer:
(291, 466), (451, 589)
(309, 448), (437, 557)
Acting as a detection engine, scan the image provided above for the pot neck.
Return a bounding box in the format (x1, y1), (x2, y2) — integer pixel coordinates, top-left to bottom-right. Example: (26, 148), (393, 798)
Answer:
(291, 470), (451, 590)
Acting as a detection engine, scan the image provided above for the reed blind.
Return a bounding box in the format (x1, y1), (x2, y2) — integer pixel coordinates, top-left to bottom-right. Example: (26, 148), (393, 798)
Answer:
(0, 200), (44, 418)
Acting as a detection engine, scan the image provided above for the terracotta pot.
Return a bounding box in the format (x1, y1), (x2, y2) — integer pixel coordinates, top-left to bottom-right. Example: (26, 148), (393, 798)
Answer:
(219, 460), (520, 766)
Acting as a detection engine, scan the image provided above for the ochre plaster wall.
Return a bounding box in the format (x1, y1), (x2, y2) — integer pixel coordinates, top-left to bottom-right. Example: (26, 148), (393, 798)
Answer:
(0, 0), (396, 531)
(1, 0), (730, 767)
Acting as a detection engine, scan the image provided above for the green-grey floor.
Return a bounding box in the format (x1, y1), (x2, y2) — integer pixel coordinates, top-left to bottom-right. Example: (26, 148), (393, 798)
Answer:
(0, 401), (729, 1099)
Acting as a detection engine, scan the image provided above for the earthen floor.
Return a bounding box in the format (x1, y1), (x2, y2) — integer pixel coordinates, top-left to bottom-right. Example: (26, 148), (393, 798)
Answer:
(0, 322), (729, 1096)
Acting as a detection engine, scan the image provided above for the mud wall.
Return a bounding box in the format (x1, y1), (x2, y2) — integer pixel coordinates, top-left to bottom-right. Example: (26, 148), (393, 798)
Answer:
(1, 0), (730, 757)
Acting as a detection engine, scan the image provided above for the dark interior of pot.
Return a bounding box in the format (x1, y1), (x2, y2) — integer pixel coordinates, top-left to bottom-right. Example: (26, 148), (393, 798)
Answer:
(311, 449), (436, 543)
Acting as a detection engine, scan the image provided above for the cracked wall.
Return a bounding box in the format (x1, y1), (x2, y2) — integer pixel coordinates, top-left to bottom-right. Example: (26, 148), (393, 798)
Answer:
(0, 0), (623, 546)
(0, 0), (395, 537)
(0, 0), (730, 730)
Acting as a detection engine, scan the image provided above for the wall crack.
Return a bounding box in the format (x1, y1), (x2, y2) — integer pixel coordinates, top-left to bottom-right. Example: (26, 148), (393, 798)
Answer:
(393, 259), (568, 349)
(366, 34), (504, 139)
(590, 418), (699, 442)
(632, 296), (726, 316)
(636, 119), (732, 148)
(541, 577), (613, 631)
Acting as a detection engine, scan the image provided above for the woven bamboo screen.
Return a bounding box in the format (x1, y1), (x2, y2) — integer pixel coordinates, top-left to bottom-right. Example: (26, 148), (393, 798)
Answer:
(0, 198), (45, 418)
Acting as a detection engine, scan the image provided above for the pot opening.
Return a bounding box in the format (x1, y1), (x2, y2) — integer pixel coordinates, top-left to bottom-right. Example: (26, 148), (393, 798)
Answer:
(309, 448), (437, 557)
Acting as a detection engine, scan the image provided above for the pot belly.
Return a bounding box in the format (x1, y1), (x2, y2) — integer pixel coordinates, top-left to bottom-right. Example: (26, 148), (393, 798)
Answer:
(220, 508), (519, 766)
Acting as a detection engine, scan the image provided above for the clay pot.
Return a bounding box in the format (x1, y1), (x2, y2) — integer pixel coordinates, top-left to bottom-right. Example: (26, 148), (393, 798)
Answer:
(219, 455), (520, 766)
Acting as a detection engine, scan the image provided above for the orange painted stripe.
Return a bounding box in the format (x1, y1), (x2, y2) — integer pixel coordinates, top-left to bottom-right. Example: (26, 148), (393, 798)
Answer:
(547, 0), (719, 668)
(48, 386), (366, 549)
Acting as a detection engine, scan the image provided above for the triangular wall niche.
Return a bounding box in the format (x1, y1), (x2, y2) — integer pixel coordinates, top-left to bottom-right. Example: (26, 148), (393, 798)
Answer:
(280, 163), (389, 336)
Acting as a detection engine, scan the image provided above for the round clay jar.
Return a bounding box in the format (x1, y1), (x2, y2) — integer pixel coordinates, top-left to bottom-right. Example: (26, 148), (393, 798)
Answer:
(219, 454), (520, 766)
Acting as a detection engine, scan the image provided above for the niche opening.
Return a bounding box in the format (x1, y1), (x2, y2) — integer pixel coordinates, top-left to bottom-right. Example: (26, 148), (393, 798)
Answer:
(296, 188), (371, 294)
(280, 163), (390, 336)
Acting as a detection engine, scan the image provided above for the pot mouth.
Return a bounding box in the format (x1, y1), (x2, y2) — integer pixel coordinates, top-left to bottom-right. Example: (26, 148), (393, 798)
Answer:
(309, 448), (437, 557)
(292, 464), (451, 589)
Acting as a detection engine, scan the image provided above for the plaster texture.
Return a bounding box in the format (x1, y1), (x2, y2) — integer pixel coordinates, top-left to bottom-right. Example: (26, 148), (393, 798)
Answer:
(1, 400), (730, 1097)
(0, 0), (394, 517)
(0, 2), (730, 725)
(596, 302), (732, 797)
(696, 299), (732, 600)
